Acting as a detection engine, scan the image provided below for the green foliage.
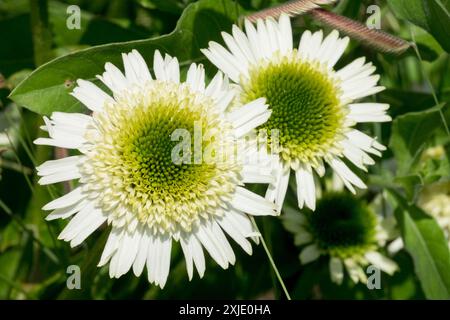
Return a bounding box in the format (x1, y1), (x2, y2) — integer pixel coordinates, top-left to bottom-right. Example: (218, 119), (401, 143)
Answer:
(389, 104), (449, 199)
(390, 190), (450, 299)
(1, 0), (450, 300)
(9, 0), (241, 115)
(388, 0), (450, 52)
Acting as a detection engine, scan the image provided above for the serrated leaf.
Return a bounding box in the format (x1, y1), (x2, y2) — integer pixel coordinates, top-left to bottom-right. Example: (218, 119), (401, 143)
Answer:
(390, 190), (450, 299)
(9, 0), (241, 115)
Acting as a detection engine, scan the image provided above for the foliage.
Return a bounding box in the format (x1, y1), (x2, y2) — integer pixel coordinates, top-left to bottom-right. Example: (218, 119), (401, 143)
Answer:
(1, 0), (450, 300)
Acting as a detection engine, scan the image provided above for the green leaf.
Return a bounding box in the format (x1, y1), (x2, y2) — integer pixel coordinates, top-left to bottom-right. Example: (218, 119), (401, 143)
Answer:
(388, 0), (429, 29)
(0, 248), (23, 299)
(389, 103), (449, 176)
(423, 0), (450, 53)
(388, 0), (450, 52)
(389, 190), (450, 299)
(9, 0), (241, 115)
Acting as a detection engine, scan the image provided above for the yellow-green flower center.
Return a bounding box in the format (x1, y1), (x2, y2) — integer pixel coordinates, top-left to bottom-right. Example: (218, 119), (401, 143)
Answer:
(81, 81), (240, 234)
(240, 51), (346, 167)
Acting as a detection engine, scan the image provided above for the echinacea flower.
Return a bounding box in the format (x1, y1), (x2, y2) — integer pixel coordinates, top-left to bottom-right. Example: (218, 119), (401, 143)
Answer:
(418, 180), (450, 235)
(283, 192), (398, 285)
(35, 50), (278, 288)
(202, 14), (391, 211)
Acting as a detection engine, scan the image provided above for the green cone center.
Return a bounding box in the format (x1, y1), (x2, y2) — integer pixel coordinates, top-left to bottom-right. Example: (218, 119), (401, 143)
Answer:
(306, 193), (377, 259)
(240, 52), (345, 165)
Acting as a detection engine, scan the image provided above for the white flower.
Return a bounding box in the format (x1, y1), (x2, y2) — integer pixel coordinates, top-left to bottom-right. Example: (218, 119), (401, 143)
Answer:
(418, 181), (450, 244)
(283, 193), (398, 285)
(35, 50), (278, 288)
(202, 14), (391, 211)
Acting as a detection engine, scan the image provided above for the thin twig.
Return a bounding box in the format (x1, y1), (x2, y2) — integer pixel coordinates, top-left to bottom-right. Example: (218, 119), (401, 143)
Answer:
(251, 217), (291, 300)
(410, 27), (450, 138)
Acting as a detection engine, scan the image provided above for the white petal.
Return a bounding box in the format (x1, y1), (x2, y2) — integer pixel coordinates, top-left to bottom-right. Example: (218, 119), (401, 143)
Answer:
(231, 24), (255, 62)
(329, 257), (344, 284)
(241, 165), (274, 184)
(201, 44), (241, 83)
(153, 50), (167, 81)
(69, 208), (107, 247)
(34, 137), (83, 150)
(328, 37), (349, 68)
(294, 231), (313, 246)
(278, 13), (293, 54)
(122, 50), (151, 84)
(186, 63), (205, 93)
(231, 187), (278, 216)
(156, 237), (172, 288)
(316, 30), (339, 65)
(37, 156), (82, 185)
(336, 57), (366, 81)
(189, 234), (206, 278)
(97, 62), (128, 95)
(341, 140), (375, 170)
(304, 30), (323, 61)
(164, 54), (180, 83)
(180, 235), (194, 280)
(298, 30), (312, 58)
(295, 164), (316, 211)
(113, 227), (143, 278)
(344, 259), (367, 284)
(132, 229), (151, 276)
(221, 31), (249, 67)
(328, 157), (366, 193)
(43, 187), (85, 210)
(346, 129), (386, 156)
(265, 160), (290, 212)
(387, 237), (404, 255)
(98, 228), (123, 267)
(256, 19), (272, 58)
(218, 213), (253, 255)
(244, 19), (262, 60)
(71, 79), (113, 112)
(299, 243), (321, 264)
(45, 199), (88, 221)
(195, 222), (228, 269)
(365, 251), (398, 275)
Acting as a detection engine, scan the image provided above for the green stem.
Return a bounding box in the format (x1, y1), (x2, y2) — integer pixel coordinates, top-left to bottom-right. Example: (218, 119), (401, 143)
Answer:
(29, 0), (52, 66)
(410, 26), (450, 138)
(251, 217), (291, 300)
(262, 217), (280, 299)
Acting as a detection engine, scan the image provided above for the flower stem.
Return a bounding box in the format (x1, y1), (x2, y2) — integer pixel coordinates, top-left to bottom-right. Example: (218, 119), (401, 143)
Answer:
(409, 26), (450, 138)
(251, 217), (292, 300)
(29, 0), (53, 66)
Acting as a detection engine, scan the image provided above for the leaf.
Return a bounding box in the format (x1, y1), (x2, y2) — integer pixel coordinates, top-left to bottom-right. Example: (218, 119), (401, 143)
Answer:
(0, 248), (23, 299)
(9, 0), (241, 115)
(379, 89), (435, 117)
(389, 103), (449, 176)
(390, 190), (450, 299)
(423, 0), (450, 53)
(388, 0), (450, 52)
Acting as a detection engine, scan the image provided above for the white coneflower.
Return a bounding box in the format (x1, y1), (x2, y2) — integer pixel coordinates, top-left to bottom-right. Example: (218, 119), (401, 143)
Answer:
(283, 192), (398, 285)
(202, 14), (391, 211)
(418, 180), (450, 245)
(35, 50), (278, 288)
